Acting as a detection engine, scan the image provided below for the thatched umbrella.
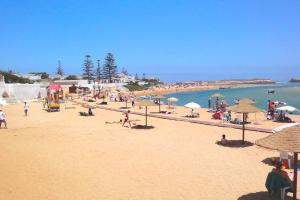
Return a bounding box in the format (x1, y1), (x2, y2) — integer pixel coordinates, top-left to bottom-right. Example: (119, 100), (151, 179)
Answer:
(210, 93), (224, 98)
(137, 99), (156, 127)
(256, 124), (300, 200)
(238, 98), (255, 104)
(153, 94), (165, 112)
(228, 103), (262, 143)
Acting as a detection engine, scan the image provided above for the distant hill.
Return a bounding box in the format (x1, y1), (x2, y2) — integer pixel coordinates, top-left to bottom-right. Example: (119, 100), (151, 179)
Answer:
(0, 71), (33, 84)
(290, 77), (300, 82)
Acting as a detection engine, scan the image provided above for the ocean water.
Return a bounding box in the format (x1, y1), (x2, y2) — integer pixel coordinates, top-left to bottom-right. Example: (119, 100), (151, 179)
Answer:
(163, 83), (300, 114)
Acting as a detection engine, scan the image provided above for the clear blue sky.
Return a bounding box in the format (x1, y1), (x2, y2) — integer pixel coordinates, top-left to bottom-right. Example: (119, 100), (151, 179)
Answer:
(0, 0), (300, 82)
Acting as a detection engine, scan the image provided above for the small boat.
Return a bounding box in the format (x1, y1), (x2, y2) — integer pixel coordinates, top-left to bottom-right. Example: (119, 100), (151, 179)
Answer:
(268, 89), (275, 94)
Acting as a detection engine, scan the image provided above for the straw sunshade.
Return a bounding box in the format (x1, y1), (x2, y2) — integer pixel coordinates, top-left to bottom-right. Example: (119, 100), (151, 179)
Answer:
(210, 93), (224, 98)
(228, 103), (262, 143)
(137, 100), (156, 127)
(256, 125), (300, 200)
(238, 98), (255, 104)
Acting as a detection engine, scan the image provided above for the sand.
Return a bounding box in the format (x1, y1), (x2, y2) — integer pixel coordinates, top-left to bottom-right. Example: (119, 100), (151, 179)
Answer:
(0, 101), (299, 200)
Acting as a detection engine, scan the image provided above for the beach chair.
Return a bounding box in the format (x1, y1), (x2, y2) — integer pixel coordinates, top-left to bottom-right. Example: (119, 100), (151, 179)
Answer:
(265, 171), (292, 200)
(235, 115), (242, 124)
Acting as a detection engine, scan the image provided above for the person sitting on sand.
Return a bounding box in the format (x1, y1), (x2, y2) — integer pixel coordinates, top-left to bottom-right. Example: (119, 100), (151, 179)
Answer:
(0, 109), (7, 128)
(122, 110), (131, 128)
(220, 134), (227, 145)
(79, 107), (94, 116)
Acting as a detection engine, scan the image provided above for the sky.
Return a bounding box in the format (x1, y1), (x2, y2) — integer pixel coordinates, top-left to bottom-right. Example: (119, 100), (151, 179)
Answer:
(0, 0), (300, 82)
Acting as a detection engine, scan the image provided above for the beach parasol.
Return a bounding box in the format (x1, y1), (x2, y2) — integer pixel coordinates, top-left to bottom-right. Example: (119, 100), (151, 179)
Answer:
(238, 98), (255, 104)
(228, 103), (262, 143)
(153, 94), (165, 112)
(184, 102), (201, 109)
(276, 106), (298, 113)
(256, 124), (300, 200)
(167, 97), (178, 109)
(136, 100), (156, 127)
(167, 97), (178, 102)
(48, 84), (62, 91)
(210, 93), (224, 98)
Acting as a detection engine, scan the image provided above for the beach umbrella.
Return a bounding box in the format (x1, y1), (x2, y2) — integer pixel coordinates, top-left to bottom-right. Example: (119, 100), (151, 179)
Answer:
(136, 99), (156, 127)
(167, 97), (178, 102)
(276, 106), (298, 113)
(48, 84), (62, 91)
(153, 94), (165, 112)
(238, 98), (255, 104)
(228, 103), (262, 143)
(256, 124), (300, 200)
(210, 93), (224, 98)
(167, 97), (178, 109)
(184, 102), (201, 109)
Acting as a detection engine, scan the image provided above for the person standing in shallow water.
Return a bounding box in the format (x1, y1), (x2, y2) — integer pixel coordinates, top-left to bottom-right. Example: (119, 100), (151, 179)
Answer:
(24, 102), (29, 116)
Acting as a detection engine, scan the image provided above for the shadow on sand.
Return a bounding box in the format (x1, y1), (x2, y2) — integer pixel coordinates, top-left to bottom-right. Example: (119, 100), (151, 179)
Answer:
(261, 157), (279, 167)
(238, 191), (294, 200)
(216, 140), (253, 148)
(131, 125), (154, 130)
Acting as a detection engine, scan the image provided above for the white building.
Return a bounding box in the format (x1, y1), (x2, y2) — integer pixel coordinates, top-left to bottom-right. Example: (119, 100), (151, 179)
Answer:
(15, 73), (42, 81)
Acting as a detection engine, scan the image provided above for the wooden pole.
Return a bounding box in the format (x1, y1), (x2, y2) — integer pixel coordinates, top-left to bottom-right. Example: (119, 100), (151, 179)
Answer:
(146, 106), (148, 127)
(293, 152), (298, 200)
(242, 113), (245, 144)
(159, 99), (161, 113)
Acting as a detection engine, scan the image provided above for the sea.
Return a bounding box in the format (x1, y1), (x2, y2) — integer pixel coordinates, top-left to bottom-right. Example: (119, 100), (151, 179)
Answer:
(163, 82), (300, 114)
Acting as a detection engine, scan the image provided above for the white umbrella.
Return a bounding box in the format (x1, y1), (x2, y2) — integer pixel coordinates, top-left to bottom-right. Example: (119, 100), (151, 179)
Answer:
(184, 102), (201, 109)
(167, 97), (178, 103)
(276, 106), (298, 112)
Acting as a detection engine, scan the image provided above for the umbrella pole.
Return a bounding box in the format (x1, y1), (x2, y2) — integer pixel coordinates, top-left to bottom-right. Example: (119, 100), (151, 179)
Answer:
(159, 99), (161, 113)
(145, 106), (148, 127)
(242, 113), (245, 144)
(293, 152), (298, 200)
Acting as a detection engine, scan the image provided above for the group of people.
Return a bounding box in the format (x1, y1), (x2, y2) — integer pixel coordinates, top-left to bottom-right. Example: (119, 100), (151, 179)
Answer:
(267, 100), (292, 122)
(0, 102), (29, 129)
(208, 97), (228, 112)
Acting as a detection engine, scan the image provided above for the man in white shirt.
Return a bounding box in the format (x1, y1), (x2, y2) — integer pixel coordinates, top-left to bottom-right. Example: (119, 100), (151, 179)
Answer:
(24, 102), (29, 116)
(0, 109), (7, 128)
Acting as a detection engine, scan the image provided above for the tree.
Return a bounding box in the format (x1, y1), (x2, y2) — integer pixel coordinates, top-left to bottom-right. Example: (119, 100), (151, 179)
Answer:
(102, 53), (117, 83)
(64, 75), (79, 80)
(56, 60), (64, 76)
(95, 59), (102, 81)
(82, 55), (94, 83)
(41, 72), (49, 79)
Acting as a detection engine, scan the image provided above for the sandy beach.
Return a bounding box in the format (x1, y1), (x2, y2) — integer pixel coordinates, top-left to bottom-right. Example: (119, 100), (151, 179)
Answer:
(0, 100), (299, 200)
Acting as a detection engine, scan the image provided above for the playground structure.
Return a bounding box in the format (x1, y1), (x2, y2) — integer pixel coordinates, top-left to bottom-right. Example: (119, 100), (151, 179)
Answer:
(47, 84), (63, 112)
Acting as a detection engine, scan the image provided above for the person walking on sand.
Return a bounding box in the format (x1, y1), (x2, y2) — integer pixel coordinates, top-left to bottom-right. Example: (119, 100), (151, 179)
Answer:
(0, 109), (7, 128)
(122, 110), (131, 128)
(24, 102), (29, 116)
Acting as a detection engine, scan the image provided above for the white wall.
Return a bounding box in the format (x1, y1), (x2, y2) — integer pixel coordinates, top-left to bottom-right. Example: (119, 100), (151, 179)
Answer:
(0, 83), (46, 102)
